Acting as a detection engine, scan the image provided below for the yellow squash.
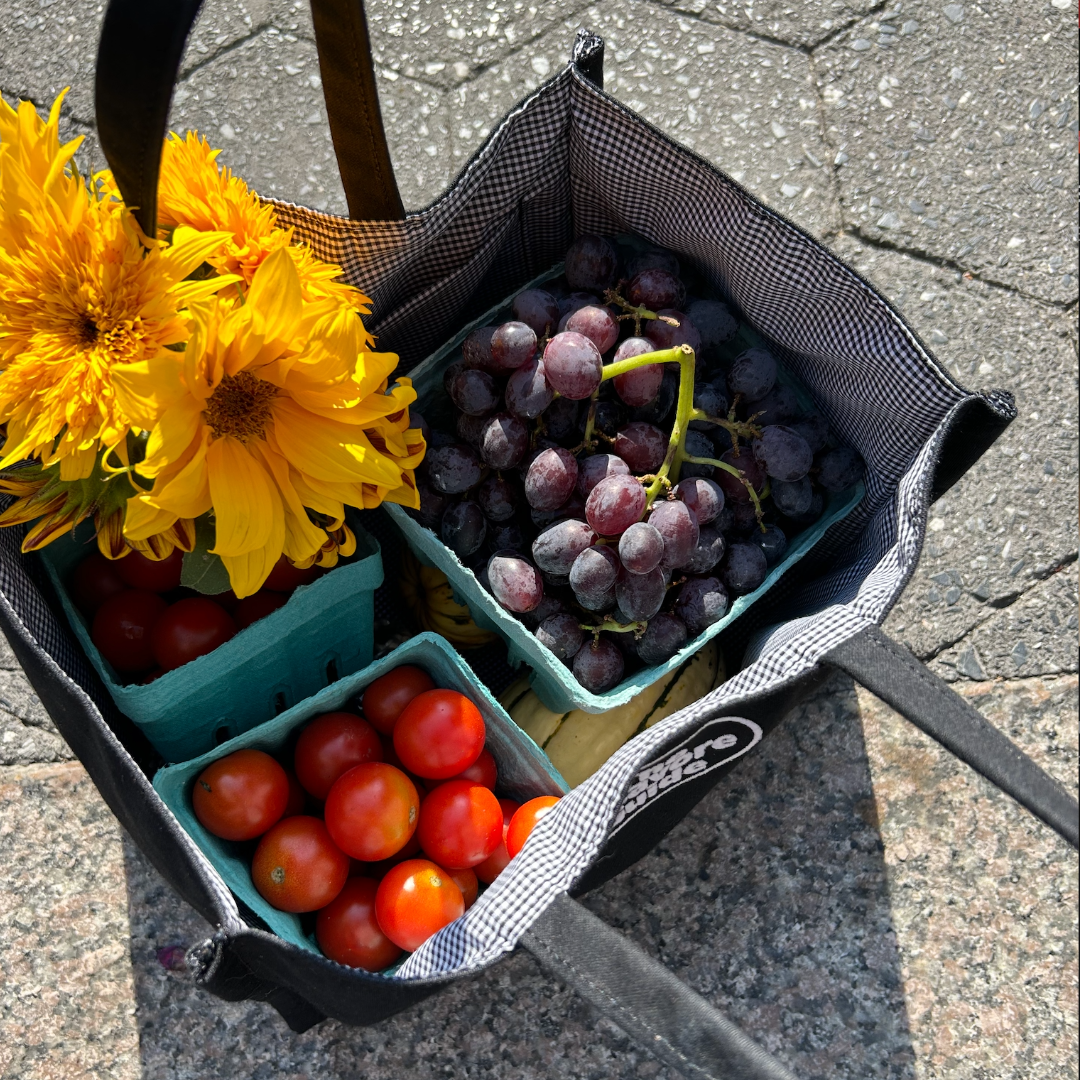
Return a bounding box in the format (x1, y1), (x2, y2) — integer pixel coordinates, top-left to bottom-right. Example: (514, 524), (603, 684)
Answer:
(399, 548), (497, 648)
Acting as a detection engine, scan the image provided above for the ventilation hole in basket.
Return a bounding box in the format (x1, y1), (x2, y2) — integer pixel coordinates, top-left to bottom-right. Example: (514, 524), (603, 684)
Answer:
(214, 725), (231, 746)
(274, 692), (287, 715)
(326, 658), (339, 684)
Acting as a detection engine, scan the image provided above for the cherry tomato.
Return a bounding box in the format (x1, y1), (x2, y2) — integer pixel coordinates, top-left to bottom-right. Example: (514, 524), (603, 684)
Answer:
(252, 816), (350, 913)
(375, 859), (464, 952)
(91, 590), (168, 672)
(474, 798), (520, 885)
(233, 590), (288, 630)
(416, 780), (503, 870)
(264, 556), (322, 593)
(361, 666), (435, 735)
(447, 867), (479, 910)
(68, 553), (126, 616)
(316, 877), (403, 971)
(281, 768), (307, 817)
(208, 588), (241, 614)
(393, 690), (485, 780)
(430, 748), (497, 791)
(138, 668), (166, 685)
(293, 712), (383, 800)
(324, 762), (419, 861)
(116, 548), (184, 592)
(192, 749), (289, 841)
(151, 597), (237, 671)
(505, 796), (561, 860)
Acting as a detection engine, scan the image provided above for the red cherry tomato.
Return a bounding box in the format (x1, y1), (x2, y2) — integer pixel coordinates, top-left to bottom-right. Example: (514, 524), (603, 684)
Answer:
(324, 762), (419, 862)
(68, 553), (126, 616)
(151, 597), (237, 671)
(116, 548), (184, 592)
(375, 859), (464, 952)
(251, 816), (350, 913)
(192, 749), (289, 841)
(380, 738), (426, 791)
(208, 588), (241, 614)
(430, 748), (497, 791)
(233, 590), (288, 630)
(281, 768), (307, 817)
(505, 796), (561, 860)
(264, 556), (322, 593)
(447, 867), (479, 910)
(293, 712), (383, 800)
(474, 798), (520, 884)
(316, 877), (403, 971)
(393, 690), (485, 780)
(91, 590), (168, 672)
(361, 666), (435, 735)
(416, 780), (503, 870)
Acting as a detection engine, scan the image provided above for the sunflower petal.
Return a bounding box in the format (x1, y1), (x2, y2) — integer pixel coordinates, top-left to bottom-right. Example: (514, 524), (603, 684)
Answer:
(206, 436), (280, 556)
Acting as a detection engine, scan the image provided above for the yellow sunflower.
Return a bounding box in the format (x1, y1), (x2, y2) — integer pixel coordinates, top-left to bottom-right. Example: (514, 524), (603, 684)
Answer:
(112, 247), (420, 597)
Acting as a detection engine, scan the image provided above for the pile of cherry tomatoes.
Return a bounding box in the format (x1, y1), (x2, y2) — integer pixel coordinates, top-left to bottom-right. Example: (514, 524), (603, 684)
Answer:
(191, 665), (560, 970)
(68, 548), (322, 681)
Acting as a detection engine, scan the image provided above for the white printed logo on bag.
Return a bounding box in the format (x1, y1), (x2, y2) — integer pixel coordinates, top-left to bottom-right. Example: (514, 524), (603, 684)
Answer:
(612, 718), (762, 830)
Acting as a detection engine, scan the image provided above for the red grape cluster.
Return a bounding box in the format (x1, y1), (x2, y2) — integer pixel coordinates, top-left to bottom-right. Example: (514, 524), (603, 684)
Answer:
(409, 235), (864, 693)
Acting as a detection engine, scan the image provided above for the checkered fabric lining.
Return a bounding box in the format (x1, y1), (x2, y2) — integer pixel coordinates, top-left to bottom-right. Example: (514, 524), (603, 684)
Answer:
(0, 54), (1009, 982)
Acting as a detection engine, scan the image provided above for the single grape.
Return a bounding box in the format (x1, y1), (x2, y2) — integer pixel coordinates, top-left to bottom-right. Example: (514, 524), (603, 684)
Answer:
(721, 542), (768, 596)
(414, 482), (450, 530)
(609, 627), (639, 661)
(689, 380), (729, 431)
(680, 430), (717, 479)
(682, 527), (726, 574)
(628, 369), (677, 425)
(441, 501), (487, 558)
(674, 477), (725, 524)
(784, 487), (825, 525)
(578, 583), (617, 613)
(408, 411), (430, 442)
(479, 413), (529, 470)
(541, 570), (571, 588)
(427, 443), (483, 495)
(537, 613), (585, 662)
(476, 474), (519, 522)
(753, 523), (788, 566)
(715, 450), (766, 504)
(564, 234), (618, 293)
(532, 519), (597, 575)
(728, 347), (777, 401)
(572, 636), (624, 693)
(569, 545), (621, 607)
(636, 614), (688, 666)
(512, 289), (560, 337)
(426, 429), (456, 449)
(612, 338), (663, 407)
(644, 309), (702, 355)
(446, 366), (498, 416)
(543, 332), (603, 400)
(615, 566), (667, 622)
(627, 268), (685, 311)
(614, 422), (667, 473)
(558, 291), (600, 318)
(488, 521), (527, 554)
(585, 474), (647, 537)
(745, 384), (799, 427)
(618, 521), (665, 575)
(490, 321), (538, 373)
(752, 425), (813, 482)
(525, 447), (578, 511)
(625, 249), (680, 279)
(577, 454), (630, 498)
(817, 446), (864, 492)
(648, 500), (700, 570)
(487, 552), (544, 613)
(789, 413), (830, 455)
(505, 357), (554, 418)
(521, 593), (568, 629)
(686, 299), (738, 353)
(770, 476), (813, 517)
(544, 397), (581, 445)
(729, 500), (760, 536)
(714, 505), (735, 534)
(674, 576), (730, 636)
(462, 326), (496, 369)
(592, 400), (623, 439)
(565, 306), (619, 354)
(456, 411), (487, 447)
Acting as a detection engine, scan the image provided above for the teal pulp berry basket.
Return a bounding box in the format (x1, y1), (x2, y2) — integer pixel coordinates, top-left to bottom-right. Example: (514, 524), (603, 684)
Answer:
(153, 631), (569, 959)
(384, 266), (864, 715)
(40, 511), (383, 762)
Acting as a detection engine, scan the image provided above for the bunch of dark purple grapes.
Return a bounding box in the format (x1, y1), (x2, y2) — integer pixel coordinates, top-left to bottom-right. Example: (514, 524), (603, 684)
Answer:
(408, 234), (864, 693)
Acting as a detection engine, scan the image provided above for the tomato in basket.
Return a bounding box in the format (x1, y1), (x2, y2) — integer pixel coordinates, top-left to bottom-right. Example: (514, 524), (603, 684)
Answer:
(116, 549), (184, 592)
(393, 689), (485, 779)
(324, 762), (420, 862)
(192, 749), (289, 841)
(505, 796), (561, 859)
(294, 712), (383, 800)
(374, 859), (465, 952)
(360, 665), (435, 734)
(151, 597), (236, 671)
(251, 816), (349, 913)
(316, 877), (403, 971)
(416, 780), (503, 870)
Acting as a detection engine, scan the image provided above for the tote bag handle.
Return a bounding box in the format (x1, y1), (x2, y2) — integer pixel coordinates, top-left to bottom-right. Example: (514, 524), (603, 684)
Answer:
(94, 0), (404, 232)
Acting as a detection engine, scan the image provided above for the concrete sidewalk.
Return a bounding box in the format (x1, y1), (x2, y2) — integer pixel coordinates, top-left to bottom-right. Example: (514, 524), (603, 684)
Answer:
(0, 1), (1077, 1077)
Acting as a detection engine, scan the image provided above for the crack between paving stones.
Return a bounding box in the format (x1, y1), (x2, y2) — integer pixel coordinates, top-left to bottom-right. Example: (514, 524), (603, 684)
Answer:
(844, 226), (1078, 311)
(915, 550), (1079, 663)
(179, 24), (274, 82)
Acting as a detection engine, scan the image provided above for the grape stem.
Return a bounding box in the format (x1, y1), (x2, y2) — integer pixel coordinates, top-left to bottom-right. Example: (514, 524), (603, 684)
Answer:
(580, 618), (647, 640)
(603, 289), (680, 337)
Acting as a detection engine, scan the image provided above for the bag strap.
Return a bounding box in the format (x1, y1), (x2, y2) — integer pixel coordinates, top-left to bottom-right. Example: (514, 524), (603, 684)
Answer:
(94, 0), (403, 235)
(826, 625), (1079, 849)
(522, 893), (798, 1080)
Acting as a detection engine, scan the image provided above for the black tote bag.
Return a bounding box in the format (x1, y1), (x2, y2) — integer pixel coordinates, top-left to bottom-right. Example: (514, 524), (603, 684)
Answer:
(0, 1), (1074, 1077)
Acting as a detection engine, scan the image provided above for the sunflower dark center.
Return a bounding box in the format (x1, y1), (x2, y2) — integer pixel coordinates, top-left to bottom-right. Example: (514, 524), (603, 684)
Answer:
(203, 371), (278, 443)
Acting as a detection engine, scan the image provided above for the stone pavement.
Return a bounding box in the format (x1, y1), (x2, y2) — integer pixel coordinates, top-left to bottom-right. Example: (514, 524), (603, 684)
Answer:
(0, 1), (1077, 1077)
